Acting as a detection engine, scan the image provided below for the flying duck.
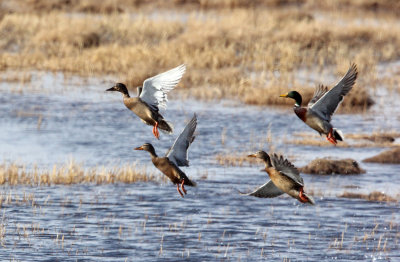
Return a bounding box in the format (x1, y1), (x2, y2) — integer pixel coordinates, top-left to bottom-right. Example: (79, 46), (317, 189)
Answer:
(243, 151), (314, 205)
(279, 63), (358, 145)
(107, 64), (186, 139)
(135, 114), (197, 197)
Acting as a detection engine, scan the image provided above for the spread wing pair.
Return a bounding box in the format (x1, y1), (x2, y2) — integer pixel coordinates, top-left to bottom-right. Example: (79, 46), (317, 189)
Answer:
(309, 63), (358, 122)
(280, 63), (358, 145)
(138, 64), (186, 111)
(243, 152), (314, 204)
(107, 64), (186, 139)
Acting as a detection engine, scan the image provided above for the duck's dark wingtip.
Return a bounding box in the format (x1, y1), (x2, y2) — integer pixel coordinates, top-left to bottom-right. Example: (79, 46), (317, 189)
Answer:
(348, 62), (358, 79)
(237, 188), (251, 195)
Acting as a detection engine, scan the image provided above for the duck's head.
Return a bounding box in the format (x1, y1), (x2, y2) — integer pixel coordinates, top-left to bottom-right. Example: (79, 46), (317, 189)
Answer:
(248, 150), (272, 167)
(279, 91), (302, 106)
(106, 83), (130, 97)
(248, 150), (269, 160)
(134, 143), (157, 156)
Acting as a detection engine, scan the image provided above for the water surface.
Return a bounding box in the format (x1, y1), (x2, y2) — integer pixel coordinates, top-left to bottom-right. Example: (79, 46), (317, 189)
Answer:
(0, 71), (399, 261)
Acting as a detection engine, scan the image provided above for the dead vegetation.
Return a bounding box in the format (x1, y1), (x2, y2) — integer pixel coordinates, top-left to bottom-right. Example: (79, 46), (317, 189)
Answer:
(0, 161), (163, 186)
(300, 158), (365, 175)
(285, 132), (399, 148)
(285, 137), (353, 148)
(347, 132), (400, 144)
(363, 147), (400, 164)
(0, 70), (32, 83)
(2, 1), (400, 106)
(215, 153), (261, 167)
(2, 0), (400, 15)
(339, 191), (397, 203)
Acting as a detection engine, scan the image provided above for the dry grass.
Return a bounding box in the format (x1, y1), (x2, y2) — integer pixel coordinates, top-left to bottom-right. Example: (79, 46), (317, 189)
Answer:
(286, 138), (353, 147)
(346, 132), (400, 143)
(0, 161), (163, 186)
(285, 132), (400, 148)
(215, 153), (261, 167)
(3, 0), (400, 15)
(339, 191), (398, 203)
(0, 71), (32, 83)
(1, 2), (399, 106)
(215, 150), (295, 167)
(363, 147), (400, 164)
(300, 158), (366, 175)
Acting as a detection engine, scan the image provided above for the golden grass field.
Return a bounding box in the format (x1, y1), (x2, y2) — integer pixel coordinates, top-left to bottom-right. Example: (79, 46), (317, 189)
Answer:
(1, 0), (400, 107)
(0, 161), (161, 185)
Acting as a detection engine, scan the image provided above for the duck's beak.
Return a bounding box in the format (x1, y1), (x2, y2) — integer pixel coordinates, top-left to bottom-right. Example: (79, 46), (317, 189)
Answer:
(106, 86), (117, 92)
(279, 93), (288, 98)
(248, 154), (257, 158)
(134, 146), (144, 150)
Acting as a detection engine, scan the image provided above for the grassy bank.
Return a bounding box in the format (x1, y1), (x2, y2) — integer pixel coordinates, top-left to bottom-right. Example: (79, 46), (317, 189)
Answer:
(0, 161), (161, 186)
(1, 1), (399, 106)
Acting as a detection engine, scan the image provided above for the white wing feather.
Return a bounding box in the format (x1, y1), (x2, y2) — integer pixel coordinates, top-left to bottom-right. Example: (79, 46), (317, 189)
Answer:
(139, 64), (186, 110)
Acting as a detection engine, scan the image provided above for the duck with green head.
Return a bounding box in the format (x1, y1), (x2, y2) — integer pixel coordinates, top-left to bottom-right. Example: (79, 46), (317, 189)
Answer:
(107, 64), (186, 139)
(280, 63), (358, 145)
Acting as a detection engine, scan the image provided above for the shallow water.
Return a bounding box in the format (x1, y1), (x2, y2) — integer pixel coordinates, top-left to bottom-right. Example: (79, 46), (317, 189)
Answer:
(0, 71), (399, 261)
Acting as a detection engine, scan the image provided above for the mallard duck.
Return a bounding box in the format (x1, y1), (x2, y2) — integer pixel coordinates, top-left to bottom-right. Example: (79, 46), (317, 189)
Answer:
(243, 151), (314, 204)
(135, 114), (197, 197)
(106, 64), (186, 139)
(279, 63), (358, 145)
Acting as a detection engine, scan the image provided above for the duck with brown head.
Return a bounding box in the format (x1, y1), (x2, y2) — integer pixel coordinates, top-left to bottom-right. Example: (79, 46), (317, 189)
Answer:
(243, 150), (314, 205)
(107, 64), (186, 139)
(135, 114), (197, 198)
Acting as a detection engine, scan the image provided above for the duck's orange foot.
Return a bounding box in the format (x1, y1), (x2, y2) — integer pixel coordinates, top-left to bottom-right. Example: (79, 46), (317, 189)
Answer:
(177, 184), (184, 198)
(326, 136), (337, 145)
(298, 188), (309, 203)
(180, 180), (187, 195)
(152, 122), (160, 140)
(326, 129), (337, 145)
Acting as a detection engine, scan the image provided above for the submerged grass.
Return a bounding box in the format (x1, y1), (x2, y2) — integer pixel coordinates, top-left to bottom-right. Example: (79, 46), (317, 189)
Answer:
(299, 158), (366, 175)
(339, 191), (398, 203)
(215, 153), (261, 167)
(0, 161), (163, 186)
(363, 147), (400, 164)
(1, 2), (398, 106)
(285, 131), (400, 148)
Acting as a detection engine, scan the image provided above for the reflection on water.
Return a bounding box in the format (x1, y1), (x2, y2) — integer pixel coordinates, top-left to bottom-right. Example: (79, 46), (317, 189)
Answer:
(0, 71), (399, 261)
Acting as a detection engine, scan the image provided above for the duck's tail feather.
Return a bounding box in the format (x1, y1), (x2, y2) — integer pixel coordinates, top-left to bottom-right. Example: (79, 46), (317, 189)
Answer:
(158, 119), (174, 134)
(333, 128), (344, 141)
(303, 192), (315, 205)
(184, 178), (196, 187)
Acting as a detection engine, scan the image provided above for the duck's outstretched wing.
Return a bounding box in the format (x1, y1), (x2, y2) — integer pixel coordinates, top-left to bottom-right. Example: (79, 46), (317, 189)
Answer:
(166, 114), (197, 167)
(270, 154), (304, 187)
(139, 64), (186, 111)
(308, 84), (329, 108)
(310, 63), (358, 122)
(239, 180), (284, 198)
